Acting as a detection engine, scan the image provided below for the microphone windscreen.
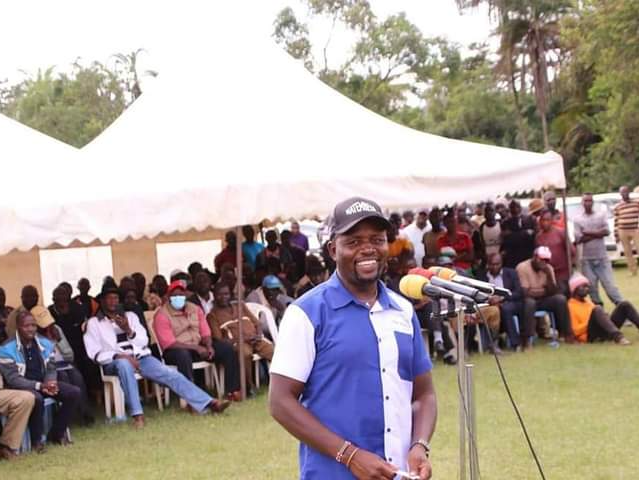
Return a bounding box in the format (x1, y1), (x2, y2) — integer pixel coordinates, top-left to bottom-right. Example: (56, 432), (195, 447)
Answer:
(408, 267), (433, 279)
(434, 267), (457, 280)
(399, 274), (429, 300)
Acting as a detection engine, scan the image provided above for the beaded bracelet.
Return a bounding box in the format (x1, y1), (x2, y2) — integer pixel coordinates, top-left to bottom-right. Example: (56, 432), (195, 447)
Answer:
(335, 441), (352, 463)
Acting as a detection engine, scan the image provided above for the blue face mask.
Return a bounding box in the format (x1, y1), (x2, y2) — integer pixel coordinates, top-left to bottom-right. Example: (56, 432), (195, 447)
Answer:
(170, 295), (186, 310)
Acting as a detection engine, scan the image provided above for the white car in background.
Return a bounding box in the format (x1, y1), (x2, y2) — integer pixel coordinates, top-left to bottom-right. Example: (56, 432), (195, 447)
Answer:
(590, 192), (639, 262)
(275, 219), (324, 254)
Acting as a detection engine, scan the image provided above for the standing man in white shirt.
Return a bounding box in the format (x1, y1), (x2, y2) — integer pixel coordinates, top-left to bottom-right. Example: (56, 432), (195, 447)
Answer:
(402, 209), (430, 269)
(574, 193), (623, 305)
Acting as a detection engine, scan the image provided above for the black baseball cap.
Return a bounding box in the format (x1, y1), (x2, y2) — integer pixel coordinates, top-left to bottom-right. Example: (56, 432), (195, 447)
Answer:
(329, 197), (391, 237)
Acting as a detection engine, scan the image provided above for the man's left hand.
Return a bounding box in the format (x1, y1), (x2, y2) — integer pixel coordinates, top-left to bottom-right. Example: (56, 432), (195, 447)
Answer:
(42, 380), (59, 396)
(407, 445), (432, 480)
(205, 345), (215, 360)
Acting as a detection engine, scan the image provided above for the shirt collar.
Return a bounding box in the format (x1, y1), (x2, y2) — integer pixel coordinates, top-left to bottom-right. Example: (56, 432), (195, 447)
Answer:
(325, 272), (402, 311)
(198, 293), (212, 303)
(17, 333), (45, 353)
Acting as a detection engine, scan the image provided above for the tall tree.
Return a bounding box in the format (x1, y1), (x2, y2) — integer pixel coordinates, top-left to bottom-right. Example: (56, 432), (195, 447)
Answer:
(421, 43), (521, 148)
(456, 0), (571, 150)
(110, 49), (158, 101)
(562, 0), (639, 191)
(273, 1), (436, 118)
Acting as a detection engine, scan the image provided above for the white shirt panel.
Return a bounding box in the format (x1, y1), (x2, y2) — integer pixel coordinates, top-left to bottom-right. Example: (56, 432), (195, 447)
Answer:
(369, 293), (416, 471)
(270, 304), (316, 383)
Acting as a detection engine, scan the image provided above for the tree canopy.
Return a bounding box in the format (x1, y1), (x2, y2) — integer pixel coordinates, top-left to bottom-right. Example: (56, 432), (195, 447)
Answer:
(1, 2), (637, 192)
(274, 0), (639, 192)
(0, 50), (155, 148)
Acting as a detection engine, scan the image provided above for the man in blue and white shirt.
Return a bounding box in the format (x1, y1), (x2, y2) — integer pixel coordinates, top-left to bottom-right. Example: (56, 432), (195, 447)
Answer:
(269, 197), (437, 480)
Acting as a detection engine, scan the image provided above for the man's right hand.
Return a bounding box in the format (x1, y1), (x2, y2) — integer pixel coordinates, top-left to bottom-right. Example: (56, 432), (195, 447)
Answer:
(114, 314), (132, 336)
(348, 449), (397, 480)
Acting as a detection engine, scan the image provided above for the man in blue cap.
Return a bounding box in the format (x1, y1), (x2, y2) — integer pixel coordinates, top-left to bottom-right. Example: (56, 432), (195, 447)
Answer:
(269, 196), (437, 480)
(246, 275), (294, 326)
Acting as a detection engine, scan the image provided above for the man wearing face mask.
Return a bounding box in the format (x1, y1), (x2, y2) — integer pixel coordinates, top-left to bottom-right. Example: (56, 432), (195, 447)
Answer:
(154, 281), (241, 396)
(84, 286), (229, 428)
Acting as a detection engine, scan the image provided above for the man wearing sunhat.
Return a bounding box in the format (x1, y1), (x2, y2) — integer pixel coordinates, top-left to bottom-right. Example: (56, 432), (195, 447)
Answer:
(33, 306), (94, 425)
(567, 273), (637, 345)
(246, 275), (294, 326)
(269, 196), (437, 480)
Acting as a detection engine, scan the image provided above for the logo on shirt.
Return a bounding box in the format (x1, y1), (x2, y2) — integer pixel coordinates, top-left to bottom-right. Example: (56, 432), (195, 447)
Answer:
(345, 201), (378, 216)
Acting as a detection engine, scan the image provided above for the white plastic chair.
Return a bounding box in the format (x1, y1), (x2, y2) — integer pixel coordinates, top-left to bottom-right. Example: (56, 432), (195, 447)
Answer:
(100, 365), (169, 422)
(246, 302), (279, 345)
(233, 303), (277, 388)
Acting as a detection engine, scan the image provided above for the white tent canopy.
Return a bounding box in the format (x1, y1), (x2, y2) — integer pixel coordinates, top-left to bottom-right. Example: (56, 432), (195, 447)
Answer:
(0, 3), (565, 255)
(0, 114), (89, 253)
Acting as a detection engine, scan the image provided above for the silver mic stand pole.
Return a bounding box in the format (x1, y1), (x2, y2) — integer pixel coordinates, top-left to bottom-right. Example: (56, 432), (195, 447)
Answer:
(454, 297), (481, 480)
(454, 296), (467, 480)
(466, 363), (479, 480)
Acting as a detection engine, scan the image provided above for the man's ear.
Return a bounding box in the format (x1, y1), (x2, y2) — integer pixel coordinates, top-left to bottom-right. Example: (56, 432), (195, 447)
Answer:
(327, 239), (337, 261)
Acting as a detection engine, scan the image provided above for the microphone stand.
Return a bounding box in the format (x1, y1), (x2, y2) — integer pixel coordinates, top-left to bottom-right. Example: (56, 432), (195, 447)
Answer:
(453, 296), (479, 480)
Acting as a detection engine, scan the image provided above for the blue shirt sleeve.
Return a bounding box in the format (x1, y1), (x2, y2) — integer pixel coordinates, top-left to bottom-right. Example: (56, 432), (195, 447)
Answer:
(412, 312), (432, 376)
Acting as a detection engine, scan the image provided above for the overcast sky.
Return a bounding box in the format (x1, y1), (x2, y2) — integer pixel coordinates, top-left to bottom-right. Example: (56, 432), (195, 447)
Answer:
(0, 1), (493, 84)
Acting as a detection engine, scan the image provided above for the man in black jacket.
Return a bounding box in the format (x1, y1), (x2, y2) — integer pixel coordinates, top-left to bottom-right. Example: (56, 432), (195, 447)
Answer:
(501, 200), (536, 269)
(478, 253), (525, 351)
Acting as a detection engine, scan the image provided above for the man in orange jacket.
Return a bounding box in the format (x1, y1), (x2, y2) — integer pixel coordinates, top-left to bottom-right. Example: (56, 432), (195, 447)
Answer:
(567, 273), (638, 345)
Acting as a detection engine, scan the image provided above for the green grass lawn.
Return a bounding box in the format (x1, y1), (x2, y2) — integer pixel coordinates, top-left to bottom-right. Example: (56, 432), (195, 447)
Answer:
(2, 269), (639, 479)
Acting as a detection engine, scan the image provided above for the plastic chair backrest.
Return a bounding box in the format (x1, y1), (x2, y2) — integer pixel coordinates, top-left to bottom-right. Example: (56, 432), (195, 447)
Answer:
(145, 311), (163, 355)
(245, 302), (278, 344)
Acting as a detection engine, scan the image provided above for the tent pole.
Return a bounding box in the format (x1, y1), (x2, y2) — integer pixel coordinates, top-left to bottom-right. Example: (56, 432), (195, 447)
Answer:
(561, 188), (573, 277)
(236, 225), (247, 400)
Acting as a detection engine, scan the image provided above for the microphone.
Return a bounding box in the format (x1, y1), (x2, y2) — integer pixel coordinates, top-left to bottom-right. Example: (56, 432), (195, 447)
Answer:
(408, 268), (491, 303)
(427, 267), (512, 298)
(399, 274), (475, 306)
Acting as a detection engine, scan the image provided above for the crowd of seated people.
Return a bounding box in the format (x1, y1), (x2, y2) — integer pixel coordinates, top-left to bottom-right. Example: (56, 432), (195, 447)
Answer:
(1, 190), (639, 460)
(0, 224), (329, 459)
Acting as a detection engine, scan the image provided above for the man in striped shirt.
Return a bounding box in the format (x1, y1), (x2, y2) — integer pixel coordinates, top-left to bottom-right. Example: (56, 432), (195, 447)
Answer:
(613, 186), (639, 275)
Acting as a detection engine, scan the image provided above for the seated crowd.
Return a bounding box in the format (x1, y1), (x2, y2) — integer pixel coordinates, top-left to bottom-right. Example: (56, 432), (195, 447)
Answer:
(0, 223), (326, 460)
(1, 194), (638, 460)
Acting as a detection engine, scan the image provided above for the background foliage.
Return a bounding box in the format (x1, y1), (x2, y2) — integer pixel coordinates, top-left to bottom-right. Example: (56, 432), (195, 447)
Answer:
(273, 0), (639, 192)
(1, 1), (637, 192)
